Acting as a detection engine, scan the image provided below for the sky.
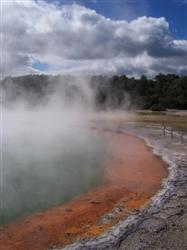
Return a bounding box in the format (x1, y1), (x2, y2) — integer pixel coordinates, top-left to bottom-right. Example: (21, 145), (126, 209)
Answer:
(47, 0), (187, 39)
(1, 0), (187, 77)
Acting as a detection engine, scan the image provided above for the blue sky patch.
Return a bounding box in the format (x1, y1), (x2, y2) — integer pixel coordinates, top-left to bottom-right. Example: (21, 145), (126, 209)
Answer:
(32, 59), (49, 71)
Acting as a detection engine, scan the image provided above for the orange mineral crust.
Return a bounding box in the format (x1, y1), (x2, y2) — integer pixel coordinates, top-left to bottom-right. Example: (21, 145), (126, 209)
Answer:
(0, 130), (168, 250)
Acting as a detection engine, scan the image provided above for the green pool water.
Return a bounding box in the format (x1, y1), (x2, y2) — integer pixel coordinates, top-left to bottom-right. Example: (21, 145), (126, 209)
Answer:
(0, 126), (107, 225)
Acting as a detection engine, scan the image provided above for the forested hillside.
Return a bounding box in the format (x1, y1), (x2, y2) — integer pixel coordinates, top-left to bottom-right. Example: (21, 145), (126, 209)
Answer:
(92, 74), (187, 110)
(1, 74), (187, 110)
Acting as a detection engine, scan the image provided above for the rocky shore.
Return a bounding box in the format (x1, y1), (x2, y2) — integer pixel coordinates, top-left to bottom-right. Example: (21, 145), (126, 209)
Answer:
(118, 125), (187, 250)
(62, 123), (187, 250)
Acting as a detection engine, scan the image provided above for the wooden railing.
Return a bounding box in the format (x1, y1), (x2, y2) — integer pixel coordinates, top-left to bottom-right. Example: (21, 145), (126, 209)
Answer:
(162, 125), (185, 143)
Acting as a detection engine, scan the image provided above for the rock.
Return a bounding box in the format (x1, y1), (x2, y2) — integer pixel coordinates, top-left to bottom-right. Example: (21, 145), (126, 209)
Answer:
(140, 218), (165, 233)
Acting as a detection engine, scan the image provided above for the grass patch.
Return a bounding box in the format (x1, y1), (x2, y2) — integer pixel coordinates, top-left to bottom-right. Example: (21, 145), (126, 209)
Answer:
(134, 113), (187, 132)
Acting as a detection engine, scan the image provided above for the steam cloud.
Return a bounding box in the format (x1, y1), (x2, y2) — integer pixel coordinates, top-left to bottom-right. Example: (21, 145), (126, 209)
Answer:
(0, 76), (107, 224)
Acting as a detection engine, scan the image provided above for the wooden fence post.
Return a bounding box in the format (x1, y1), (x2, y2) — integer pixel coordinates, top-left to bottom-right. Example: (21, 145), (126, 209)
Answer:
(181, 132), (184, 144)
(170, 128), (174, 139)
(163, 125), (166, 136)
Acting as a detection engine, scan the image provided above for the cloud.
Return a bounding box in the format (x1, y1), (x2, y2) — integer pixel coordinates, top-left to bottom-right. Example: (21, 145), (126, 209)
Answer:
(1, 0), (187, 77)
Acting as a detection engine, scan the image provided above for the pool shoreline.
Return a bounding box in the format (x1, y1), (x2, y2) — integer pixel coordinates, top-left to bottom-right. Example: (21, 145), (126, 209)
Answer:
(0, 129), (168, 250)
(63, 126), (186, 250)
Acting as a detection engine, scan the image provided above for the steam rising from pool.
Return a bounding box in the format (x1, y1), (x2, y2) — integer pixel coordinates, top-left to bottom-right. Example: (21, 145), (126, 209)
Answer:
(0, 77), (107, 225)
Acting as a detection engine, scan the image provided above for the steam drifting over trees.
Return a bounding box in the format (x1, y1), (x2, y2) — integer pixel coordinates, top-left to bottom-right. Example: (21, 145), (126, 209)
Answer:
(1, 74), (187, 110)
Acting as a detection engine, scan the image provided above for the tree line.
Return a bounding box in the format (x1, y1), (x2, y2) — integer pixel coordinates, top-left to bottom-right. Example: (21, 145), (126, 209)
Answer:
(92, 74), (187, 110)
(1, 73), (187, 110)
